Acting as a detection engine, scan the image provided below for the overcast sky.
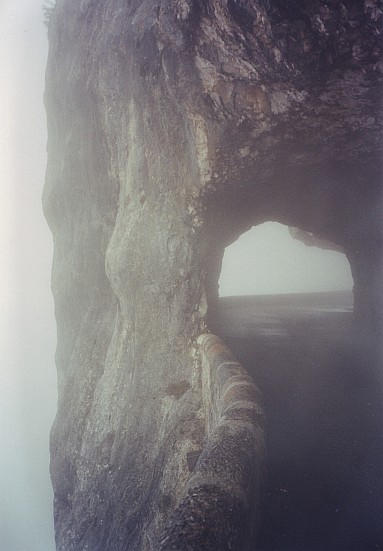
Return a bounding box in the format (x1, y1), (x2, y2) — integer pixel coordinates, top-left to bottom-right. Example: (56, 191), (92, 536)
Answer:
(1, 2), (57, 550)
(0, 2), (354, 551)
(219, 222), (353, 297)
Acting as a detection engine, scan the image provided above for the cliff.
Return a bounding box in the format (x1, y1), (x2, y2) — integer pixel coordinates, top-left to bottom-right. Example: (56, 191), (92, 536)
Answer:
(43, 1), (382, 549)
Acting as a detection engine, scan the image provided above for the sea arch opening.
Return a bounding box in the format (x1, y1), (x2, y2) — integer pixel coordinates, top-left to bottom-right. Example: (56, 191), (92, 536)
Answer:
(218, 221), (353, 299)
(212, 222), (381, 549)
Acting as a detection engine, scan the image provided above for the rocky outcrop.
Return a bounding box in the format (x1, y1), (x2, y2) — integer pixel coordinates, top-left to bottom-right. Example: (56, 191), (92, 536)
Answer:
(289, 227), (345, 253)
(44, 1), (382, 549)
(159, 334), (265, 550)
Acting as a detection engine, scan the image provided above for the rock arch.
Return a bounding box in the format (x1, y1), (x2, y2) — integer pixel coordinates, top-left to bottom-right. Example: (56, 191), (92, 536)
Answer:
(218, 222), (353, 297)
(44, 1), (382, 549)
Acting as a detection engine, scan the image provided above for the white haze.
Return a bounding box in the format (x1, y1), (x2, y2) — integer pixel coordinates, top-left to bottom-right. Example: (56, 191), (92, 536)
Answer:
(0, 3), (353, 551)
(219, 222), (353, 297)
(1, 2), (57, 551)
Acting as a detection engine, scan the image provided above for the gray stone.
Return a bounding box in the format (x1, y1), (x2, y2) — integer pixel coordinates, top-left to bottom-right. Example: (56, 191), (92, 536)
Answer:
(44, 2), (382, 549)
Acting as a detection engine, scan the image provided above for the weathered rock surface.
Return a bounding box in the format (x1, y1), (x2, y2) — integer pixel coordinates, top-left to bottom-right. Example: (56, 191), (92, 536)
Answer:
(43, 1), (382, 549)
(159, 334), (265, 550)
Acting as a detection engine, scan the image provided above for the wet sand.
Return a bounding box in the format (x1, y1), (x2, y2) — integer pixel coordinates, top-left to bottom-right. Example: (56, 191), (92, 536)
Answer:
(214, 291), (383, 551)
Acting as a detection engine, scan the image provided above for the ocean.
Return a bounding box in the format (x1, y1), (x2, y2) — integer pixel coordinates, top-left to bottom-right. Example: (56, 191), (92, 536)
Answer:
(214, 290), (383, 551)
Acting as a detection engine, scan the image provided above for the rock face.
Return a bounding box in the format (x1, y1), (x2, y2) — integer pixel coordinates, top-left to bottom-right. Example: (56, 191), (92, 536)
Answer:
(159, 334), (265, 550)
(43, 1), (382, 549)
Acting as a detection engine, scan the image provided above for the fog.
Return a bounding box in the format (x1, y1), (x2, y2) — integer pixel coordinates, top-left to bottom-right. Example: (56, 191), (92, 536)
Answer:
(219, 222), (353, 297)
(1, 2), (57, 551)
(0, 2), (354, 551)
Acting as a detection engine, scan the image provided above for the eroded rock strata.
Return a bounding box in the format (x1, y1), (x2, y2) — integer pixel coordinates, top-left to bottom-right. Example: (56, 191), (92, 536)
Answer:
(44, 1), (382, 549)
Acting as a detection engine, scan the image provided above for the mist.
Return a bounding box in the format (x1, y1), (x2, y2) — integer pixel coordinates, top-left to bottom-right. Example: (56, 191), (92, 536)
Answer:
(219, 222), (353, 297)
(1, 2), (57, 551)
(0, 3), (355, 551)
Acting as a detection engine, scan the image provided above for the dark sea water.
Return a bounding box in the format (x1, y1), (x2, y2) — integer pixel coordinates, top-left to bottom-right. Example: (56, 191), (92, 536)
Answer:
(214, 291), (383, 551)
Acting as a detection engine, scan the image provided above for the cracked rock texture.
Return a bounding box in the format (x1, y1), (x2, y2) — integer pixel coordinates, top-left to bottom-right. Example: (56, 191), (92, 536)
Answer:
(44, 1), (382, 549)
(157, 334), (265, 550)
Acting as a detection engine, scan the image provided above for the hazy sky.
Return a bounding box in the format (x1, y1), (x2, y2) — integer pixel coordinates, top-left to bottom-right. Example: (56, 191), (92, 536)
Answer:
(0, 3), (353, 551)
(219, 222), (353, 297)
(1, 2), (57, 551)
